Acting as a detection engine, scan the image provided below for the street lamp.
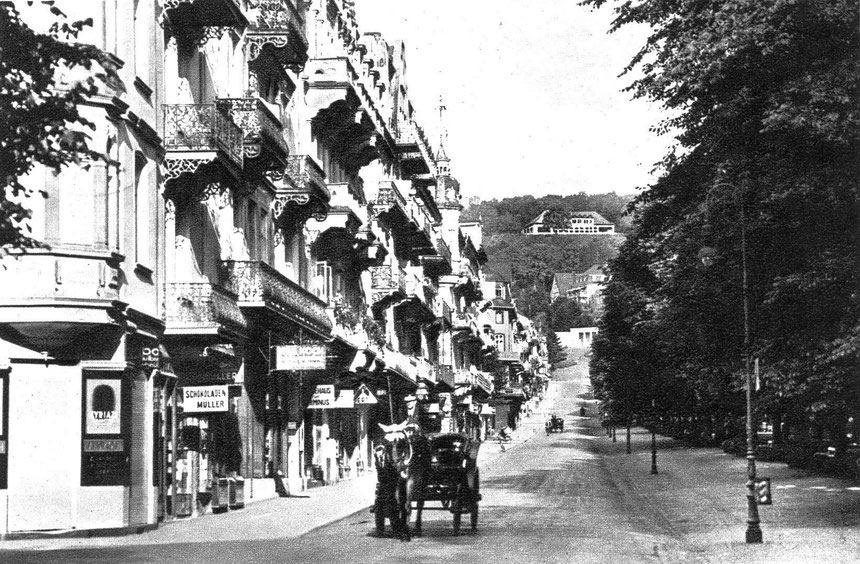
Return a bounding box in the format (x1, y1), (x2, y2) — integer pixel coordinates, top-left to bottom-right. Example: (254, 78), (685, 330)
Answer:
(700, 180), (763, 544)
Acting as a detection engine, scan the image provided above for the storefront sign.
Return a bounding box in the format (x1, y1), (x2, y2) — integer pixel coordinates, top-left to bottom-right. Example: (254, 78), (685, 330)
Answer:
(354, 384), (378, 405)
(83, 439), (125, 452)
(182, 385), (229, 413)
(307, 385), (336, 409)
(86, 378), (122, 435)
(274, 345), (327, 370)
(332, 389), (355, 409)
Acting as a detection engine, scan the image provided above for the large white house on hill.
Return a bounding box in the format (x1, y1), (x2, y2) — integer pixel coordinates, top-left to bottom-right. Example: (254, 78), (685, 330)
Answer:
(522, 210), (616, 235)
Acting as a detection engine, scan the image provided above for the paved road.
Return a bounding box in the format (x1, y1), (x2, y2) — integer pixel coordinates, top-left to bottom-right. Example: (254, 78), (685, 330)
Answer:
(4, 356), (859, 563)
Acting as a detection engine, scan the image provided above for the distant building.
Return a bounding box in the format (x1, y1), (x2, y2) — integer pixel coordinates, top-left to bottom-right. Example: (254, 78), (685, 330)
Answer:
(551, 264), (609, 315)
(522, 210), (616, 235)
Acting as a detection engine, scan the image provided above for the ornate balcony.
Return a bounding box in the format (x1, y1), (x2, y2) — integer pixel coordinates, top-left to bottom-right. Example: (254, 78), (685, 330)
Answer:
(369, 265), (405, 308)
(163, 103), (244, 185)
(220, 260), (332, 337)
(436, 365), (455, 389)
(165, 282), (247, 341)
(216, 97), (288, 171)
(246, 0), (308, 72)
(269, 155), (330, 234)
(162, 0), (248, 37)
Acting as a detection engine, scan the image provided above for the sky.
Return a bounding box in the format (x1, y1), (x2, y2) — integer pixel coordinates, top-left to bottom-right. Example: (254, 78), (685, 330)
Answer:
(354, 0), (673, 200)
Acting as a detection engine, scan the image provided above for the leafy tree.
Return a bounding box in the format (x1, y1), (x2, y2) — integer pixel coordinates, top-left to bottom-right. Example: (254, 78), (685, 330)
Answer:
(0, 4), (119, 254)
(586, 0), (859, 446)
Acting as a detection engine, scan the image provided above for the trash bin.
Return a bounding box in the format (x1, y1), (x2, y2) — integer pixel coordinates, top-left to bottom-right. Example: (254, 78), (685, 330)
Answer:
(229, 476), (245, 509)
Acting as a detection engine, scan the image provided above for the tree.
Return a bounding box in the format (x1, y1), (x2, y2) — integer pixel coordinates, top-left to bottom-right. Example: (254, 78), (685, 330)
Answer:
(586, 0), (859, 444)
(0, 4), (119, 254)
(545, 329), (566, 369)
(548, 297), (583, 332)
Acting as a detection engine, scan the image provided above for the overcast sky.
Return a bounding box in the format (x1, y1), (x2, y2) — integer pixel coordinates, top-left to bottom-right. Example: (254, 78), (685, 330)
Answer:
(354, 0), (672, 201)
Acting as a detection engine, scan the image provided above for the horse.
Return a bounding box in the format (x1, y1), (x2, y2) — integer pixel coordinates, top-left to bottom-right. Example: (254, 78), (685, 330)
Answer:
(373, 423), (430, 540)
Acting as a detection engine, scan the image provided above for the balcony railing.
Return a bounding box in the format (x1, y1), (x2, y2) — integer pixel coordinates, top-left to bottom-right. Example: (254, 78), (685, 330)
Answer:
(369, 265), (405, 293)
(216, 98), (288, 163)
(163, 0), (247, 29)
(220, 260), (332, 335)
(436, 365), (455, 388)
(163, 103), (244, 169)
(165, 282), (246, 336)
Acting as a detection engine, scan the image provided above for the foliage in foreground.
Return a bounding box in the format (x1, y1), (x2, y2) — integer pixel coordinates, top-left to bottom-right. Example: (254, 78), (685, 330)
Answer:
(587, 0), (859, 449)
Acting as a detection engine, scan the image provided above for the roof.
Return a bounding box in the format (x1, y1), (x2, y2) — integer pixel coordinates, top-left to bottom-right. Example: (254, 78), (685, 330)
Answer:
(525, 210), (614, 227)
(490, 297), (515, 310)
(524, 210), (549, 227)
(569, 211), (613, 225)
(581, 264), (606, 276)
(552, 273), (577, 295)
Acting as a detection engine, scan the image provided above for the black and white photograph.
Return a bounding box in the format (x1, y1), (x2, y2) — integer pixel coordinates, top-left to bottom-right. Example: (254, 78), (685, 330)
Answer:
(0, 0), (856, 562)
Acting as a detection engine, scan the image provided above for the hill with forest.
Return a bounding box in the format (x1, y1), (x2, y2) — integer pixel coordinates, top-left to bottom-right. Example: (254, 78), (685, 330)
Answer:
(462, 193), (633, 235)
(466, 193), (632, 330)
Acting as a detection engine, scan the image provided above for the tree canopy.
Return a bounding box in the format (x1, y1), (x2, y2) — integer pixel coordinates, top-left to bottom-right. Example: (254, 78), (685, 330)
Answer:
(587, 0), (859, 446)
(0, 4), (118, 254)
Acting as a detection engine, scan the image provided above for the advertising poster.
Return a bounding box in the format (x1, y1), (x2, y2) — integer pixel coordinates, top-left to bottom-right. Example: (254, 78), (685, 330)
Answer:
(85, 378), (122, 435)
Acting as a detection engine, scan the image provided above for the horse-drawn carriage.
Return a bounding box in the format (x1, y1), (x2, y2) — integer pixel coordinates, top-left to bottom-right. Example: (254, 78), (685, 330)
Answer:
(546, 414), (564, 434)
(373, 429), (481, 539)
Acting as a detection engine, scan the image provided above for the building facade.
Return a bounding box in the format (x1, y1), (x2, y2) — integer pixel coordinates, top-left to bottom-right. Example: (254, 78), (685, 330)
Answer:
(522, 210), (616, 235)
(0, 0), (546, 537)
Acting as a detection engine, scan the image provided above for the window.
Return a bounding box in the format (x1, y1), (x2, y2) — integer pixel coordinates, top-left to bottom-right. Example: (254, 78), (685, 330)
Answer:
(495, 284), (503, 298)
(495, 311), (504, 324)
(314, 261), (332, 303)
(494, 333), (505, 351)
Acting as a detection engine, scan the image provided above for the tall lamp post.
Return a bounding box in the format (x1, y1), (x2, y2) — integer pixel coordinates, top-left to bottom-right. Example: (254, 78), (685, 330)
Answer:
(699, 180), (763, 544)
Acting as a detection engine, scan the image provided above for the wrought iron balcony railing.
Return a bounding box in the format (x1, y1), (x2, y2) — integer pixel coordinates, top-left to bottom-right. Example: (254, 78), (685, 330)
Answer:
(220, 260), (332, 336)
(165, 282), (247, 336)
(369, 265), (406, 293)
(216, 98), (288, 164)
(163, 103), (244, 169)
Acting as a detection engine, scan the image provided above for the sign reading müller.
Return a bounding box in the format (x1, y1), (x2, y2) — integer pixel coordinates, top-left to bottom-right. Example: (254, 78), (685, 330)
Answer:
(274, 345), (327, 371)
(183, 385), (229, 413)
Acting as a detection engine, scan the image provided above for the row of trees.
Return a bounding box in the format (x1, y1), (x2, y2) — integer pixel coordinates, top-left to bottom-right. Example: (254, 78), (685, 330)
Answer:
(589, 0), (859, 452)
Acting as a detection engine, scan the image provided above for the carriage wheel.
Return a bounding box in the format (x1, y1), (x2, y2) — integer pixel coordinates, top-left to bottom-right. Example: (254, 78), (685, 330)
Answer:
(374, 494), (386, 534)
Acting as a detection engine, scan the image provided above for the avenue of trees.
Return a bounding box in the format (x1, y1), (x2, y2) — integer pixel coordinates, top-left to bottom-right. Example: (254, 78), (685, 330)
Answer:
(587, 0), (859, 459)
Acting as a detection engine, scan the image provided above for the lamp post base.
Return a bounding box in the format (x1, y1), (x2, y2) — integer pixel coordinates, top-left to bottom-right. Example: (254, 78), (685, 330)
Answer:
(745, 525), (763, 544)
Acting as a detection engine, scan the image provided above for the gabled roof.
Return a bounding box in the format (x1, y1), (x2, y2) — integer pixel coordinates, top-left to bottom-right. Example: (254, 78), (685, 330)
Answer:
(525, 210), (614, 227)
(552, 272), (576, 295)
(581, 264), (606, 275)
(524, 210), (549, 227)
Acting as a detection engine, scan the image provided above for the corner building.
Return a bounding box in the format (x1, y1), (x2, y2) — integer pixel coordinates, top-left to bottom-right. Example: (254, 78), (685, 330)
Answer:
(0, 0), (548, 537)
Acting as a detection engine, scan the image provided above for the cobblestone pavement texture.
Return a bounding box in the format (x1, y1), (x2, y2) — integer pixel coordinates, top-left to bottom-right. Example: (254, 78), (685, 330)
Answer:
(2, 352), (858, 563)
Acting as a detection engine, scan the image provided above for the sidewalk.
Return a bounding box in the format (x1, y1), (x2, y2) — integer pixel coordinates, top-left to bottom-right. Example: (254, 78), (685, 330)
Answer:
(0, 472), (379, 552)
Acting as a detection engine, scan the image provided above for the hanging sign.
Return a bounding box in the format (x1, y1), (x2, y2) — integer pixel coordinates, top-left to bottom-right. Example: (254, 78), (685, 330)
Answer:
(274, 345), (327, 370)
(308, 384), (336, 409)
(354, 384), (378, 405)
(332, 389), (355, 409)
(182, 385), (229, 413)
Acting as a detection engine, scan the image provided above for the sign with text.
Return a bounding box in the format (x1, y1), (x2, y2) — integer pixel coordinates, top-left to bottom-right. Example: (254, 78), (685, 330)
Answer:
(182, 385), (229, 413)
(86, 378), (122, 435)
(307, 385), (336, 409)
(332, 389), (355, 409)
(274, 345), (327, 370)
(83, 439), (125, 452)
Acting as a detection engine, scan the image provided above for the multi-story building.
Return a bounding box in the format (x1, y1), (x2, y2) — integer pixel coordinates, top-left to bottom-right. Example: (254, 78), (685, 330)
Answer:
(522, 210), (616, 235)
(0, 0), (517, 536)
